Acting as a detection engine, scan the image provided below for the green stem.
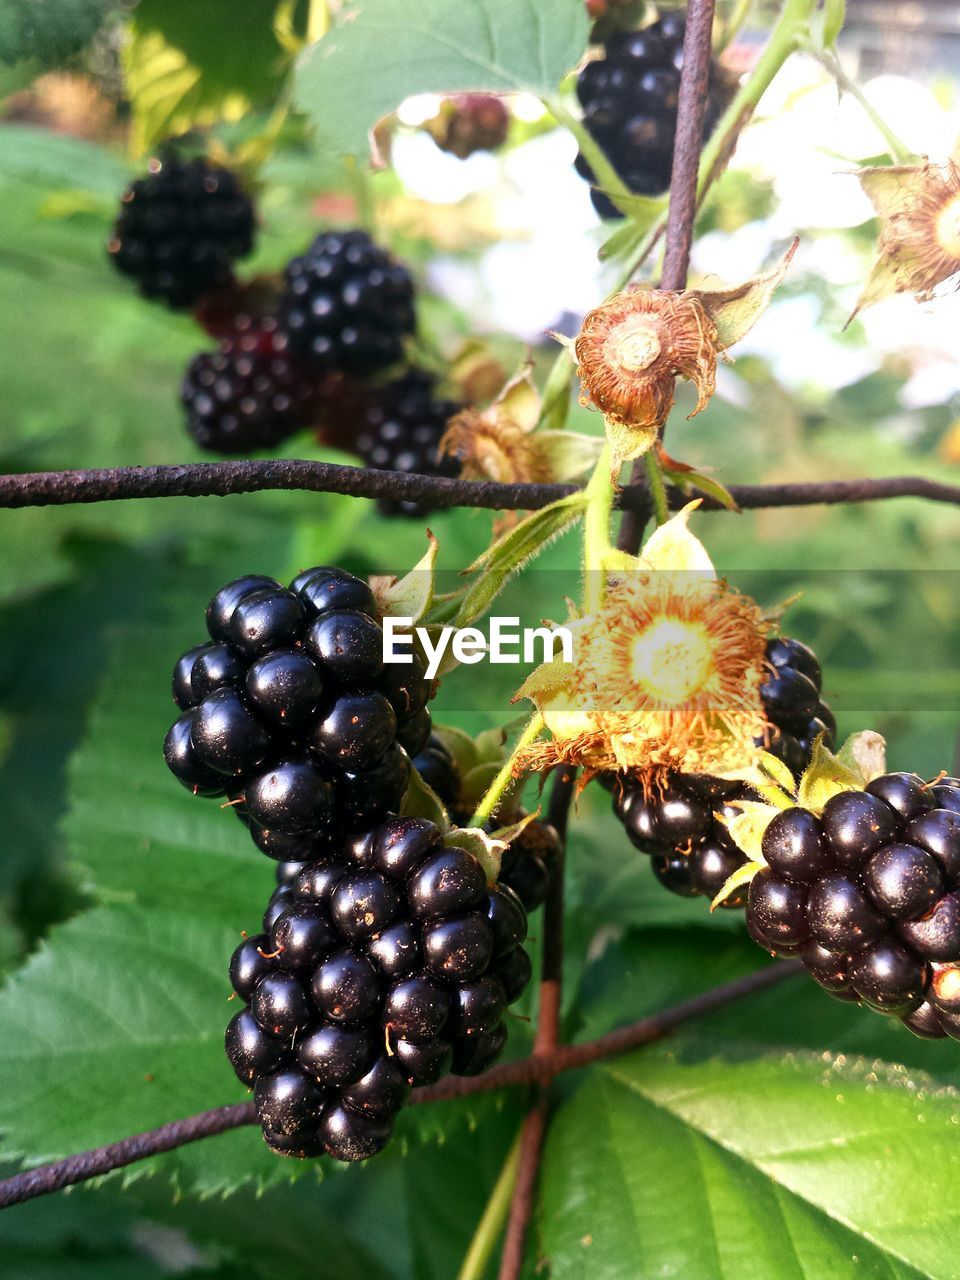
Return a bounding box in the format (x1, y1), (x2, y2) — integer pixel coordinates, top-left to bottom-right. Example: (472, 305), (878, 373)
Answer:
(644, 451), (670, 525)
(538, 344), (577, 431)
(470, 712), (545, 829)
(582, 443), (616, 612)
(545, 96), (636, 218)
(806, 45), (914, 163)
(306, 0), (330, 42)
(456, 1128), (523, 1280)
(715, 0), (755, 53)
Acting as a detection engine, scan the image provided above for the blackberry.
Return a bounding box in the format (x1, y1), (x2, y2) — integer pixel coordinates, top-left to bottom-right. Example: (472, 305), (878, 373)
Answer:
(428, 94), (510, 159)
(757, 635), (836, 778)
(108, 156), (255, 308)
(224, 817), (533, 1161)
(182, 323), (317, 455)
(163, 565), (435, 849)
(412, 733), (461, 804)
(354, 370), (462, 518)
(612, 770), (750, 906)
(742, 773), (960, 1035)
(574, 15), (732, 218)
(279, 229), (415, 376)
(609, 634), (835, 906)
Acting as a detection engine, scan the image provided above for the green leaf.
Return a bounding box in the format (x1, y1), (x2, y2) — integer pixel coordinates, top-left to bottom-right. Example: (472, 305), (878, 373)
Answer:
(0, 0), (114, 69)
(538, 1029), (960, 1279)
(124, 0), (291, 155)
(294, 0), (590, 157)
(0, 905), (309, 1196)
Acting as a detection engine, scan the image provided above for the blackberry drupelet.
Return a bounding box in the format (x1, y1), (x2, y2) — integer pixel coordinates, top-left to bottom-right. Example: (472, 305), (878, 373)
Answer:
(108, 156), (255, 308)
(574, 14), (732, 218)
(745, 773), (960, 1036)
(163, 566), (434, 845)
(226, 816), (533, 1160)
(279, 230), (416, 376)
(182, 322), (317, 454)
(354, 370), (462, 518)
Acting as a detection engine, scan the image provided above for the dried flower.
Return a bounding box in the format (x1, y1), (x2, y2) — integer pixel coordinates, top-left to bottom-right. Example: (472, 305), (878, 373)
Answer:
(850, 154), (960, 322)
(440, 365), (603, 529)
(575, 290), (718, 461)
(514, 505), (770, 782)
(571, 242), (797, 466)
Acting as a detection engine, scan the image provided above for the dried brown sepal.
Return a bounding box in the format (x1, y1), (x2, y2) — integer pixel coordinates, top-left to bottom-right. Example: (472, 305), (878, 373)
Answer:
(574, 290), (719, 461)
(849, 158), (960, 324)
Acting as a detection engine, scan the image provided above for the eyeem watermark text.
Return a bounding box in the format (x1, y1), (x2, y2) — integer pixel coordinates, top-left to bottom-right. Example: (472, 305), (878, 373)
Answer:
(383, 617), (573, 680)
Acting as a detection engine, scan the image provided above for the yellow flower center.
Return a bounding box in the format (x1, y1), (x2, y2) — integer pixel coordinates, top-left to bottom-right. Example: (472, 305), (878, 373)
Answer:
(609, 318), (663, 372)
(629, 616), (714, 705)
(935, 193), (960, 261)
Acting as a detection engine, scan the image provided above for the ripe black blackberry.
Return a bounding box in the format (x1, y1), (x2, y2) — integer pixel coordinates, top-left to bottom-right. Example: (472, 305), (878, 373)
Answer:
(182, 321), (317, 454)
(163, 566), (435, 848)
(411, 732), (559, 911)
(354, 370), (462, 518)
(758, 636), (835, 776)
(108, 156), (256, 308)
(225, 816), (533, 1160)
(744, 773), (960, 1037)
(610, 634), (835, 904)
(574, 14), (732, 218)
(279, 230), (416, 377)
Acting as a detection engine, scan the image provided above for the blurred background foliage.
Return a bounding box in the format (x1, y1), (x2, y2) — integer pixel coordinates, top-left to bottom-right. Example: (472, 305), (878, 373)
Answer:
(2, 0), (960, 1276)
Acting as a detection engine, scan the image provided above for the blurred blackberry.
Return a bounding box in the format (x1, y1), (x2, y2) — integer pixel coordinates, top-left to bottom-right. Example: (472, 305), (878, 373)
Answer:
(745, 773), (960, 1037)
(182, 321), (317, 454)
(163, 566), (436, 847)
(279, 230), (416, 377)
(355, 370), (462, 518)
(574, 14), (733, 218)
(226, 816), (533, 1160)
(428, 94), (510, 159)
(108, 156), (255, 308)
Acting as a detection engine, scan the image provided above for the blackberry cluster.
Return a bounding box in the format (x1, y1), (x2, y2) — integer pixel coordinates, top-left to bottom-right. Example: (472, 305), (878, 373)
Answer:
(747, 773), (960, 1038)
(574, 14), (731, 218)
(611, 635), (835, 904)
(279, 230), (416, 377)
(226, 816), (532, 1160)
(355, 370), (462, 517)
(614, 772), (754, 905)
(181, 321), (318, 454)
(163, 566), (435, 853)
(758, 636), (836, 777)
(108, 157), (256, 308)
(412, 733), (558, 912)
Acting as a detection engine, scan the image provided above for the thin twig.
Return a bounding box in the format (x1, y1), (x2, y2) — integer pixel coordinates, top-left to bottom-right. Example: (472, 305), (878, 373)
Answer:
(1, 461), (960, 515)
(616, 0), (716, 554)
(497, 1105), (548, 1280)
(0, 962), (799, 1211)
(660, 0), (718, 293)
